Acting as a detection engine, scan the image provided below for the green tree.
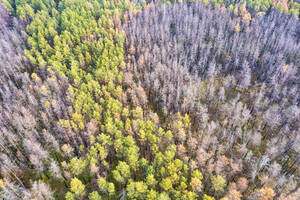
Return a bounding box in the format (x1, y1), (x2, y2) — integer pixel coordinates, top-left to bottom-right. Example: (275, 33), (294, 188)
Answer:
(133, 106), (143, 119)
(146, 174), (157, 188)
(182, 191), (197, 200)
(88, 191), (102, 200)
(107, 182), (115, 197)
(69, 157), (87, 176)
(211, 175), (226, 193)
(70, 178), (85, 196)
(160, 177), (173, 191)
(97, 177), (107, 192)
(65, 192), (75, 200)
(146, 189), (158, 200)
(158, 192), (171, 200)
(126, 180), (148, 199)
(112, 161), (131, 184)
(203, 194), (215, 200)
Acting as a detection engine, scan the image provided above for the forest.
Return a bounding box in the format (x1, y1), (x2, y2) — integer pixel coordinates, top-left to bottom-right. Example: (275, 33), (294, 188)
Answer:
(0, 0), (299, 199)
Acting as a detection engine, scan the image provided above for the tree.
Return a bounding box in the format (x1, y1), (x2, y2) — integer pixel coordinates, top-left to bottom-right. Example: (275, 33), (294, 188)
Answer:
(146, 174), (157, 188)
(97, 177), (107, 192)
(160, 177), (173, 191)
(182, 191), (197, 200)
(190, 177), (202, 193)
(211, 175), (226, 193)
(221, 189), (242, 200)
(107, 182), (115, 197)
(88, 191), (102, 200)
(70, 178), (85, 196)
(190, 169), (203, 193)
(203, 194), (215, 200)
(250, 187), (275, 200)
(30, 181), (54, 200)
(126, 180), (148, 199)
(69, 157), (87, 176)
(65, 192), (75, 200)
(112, 161), (131, 184)
(71, 112), (85, 130)
(236, 177), (248, 192)
(158, 192), (171, 200)
(133, 106), (143, 119)
(146, 189), (158, 200)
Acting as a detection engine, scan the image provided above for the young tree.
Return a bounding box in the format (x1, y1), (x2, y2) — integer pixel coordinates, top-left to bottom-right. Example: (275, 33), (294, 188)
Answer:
(203, 194), (215, 200)
(160, 177), (173, 191)
(70, 178), (85, 197)
(126, 180), (148, 199)
(146, 174), (157, 188)
(69, 157), (87, 176)
(88, 191), (102, 200)
(211, 175), (226, 193)
(112, 161), (131, 184)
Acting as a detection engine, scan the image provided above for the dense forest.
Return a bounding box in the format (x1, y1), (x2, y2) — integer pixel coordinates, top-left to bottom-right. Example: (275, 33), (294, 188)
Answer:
(0, 0), (299, 200)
